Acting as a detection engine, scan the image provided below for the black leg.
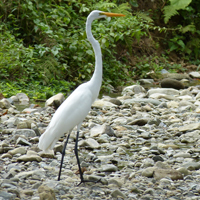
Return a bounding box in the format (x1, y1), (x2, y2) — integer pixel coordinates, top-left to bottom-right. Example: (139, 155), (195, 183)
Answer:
(74, 131), (84, 185)
(58, 133), (70, 181)
(74, 131), (102, 186)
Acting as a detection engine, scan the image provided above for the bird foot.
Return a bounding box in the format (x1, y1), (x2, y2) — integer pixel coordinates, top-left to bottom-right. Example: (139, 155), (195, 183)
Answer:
(77, 178), (102, 186)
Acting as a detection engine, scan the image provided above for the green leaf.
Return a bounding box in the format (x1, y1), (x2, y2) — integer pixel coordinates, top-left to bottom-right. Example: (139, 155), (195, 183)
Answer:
(177, 40), (185, 49)
(163, 0), (192, 24)
(169, 44), (178, 51)
(86, 50), (93, 55)
(181, 24), (196, 33)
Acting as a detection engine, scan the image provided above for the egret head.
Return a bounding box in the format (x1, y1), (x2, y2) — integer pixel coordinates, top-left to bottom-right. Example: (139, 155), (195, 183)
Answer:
(88, 10), (125, 20)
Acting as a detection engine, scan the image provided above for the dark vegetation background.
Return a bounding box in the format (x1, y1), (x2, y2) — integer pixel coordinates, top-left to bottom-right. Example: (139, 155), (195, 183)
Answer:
(0, 0), (199, 99)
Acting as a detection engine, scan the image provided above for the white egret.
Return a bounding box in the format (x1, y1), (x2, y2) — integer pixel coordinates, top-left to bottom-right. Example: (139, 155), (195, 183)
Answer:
(38, 10), (125, 185)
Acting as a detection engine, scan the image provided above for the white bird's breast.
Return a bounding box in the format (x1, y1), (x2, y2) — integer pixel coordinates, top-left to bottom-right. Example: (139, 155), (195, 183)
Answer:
(48, 83), (93, 137)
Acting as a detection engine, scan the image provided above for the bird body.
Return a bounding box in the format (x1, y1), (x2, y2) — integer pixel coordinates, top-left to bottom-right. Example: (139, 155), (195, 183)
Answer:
(39, 82), (94, 151)
(39, 11), (104, 152)
(38, 10), (125, 185)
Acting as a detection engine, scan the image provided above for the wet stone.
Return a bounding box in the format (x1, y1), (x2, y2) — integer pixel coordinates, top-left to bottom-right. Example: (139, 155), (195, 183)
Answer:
(17, 155), (42, 162)
(12, 129), (36, 137)
(38, 185), (56, 200)
(16, 137), (32, 146)
(100, 164), (118, 172)
(111, 189), (126, 199)
(153, 168), (183, 181)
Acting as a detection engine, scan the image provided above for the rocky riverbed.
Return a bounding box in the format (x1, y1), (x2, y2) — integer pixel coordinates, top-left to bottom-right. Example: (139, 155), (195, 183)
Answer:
(1, 77), (200, 199)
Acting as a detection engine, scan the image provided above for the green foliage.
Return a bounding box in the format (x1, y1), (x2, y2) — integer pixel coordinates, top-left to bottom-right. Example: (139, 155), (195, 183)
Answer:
(163, 0), (192, 24)
(134, 55), (186, 78)
(162, 0), (200, 60)
(0, 24), (36, 80)
(134, 56), (163, 78)
(1, 79), (74, 99)
(1, 0), (200, 99)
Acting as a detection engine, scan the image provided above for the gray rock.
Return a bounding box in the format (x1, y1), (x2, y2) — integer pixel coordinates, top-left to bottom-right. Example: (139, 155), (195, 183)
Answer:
(8, 107), (20, 115)
(16, 137), (32, 146)
(139, 79), (154, 85)
(167, 101), (179, 108)
(189, 71), (200, 78)
(39, 150), (55, 158)
(15, 170), (45, 179)
(128, 118), (148, 126)
(111, 189), (126, 199)
(142, 167), (156, 178)
(2, 128), (15, 135)
(90, 124), (115, 137)
(108, 98), (122, 106)
(0, 191), (16, 200)
(154, 161), (171, 169)
(4, 117), (19, 126)
(173, 152), (191, 158)
(179, 100), (196, 110)
(17, 155), (42, 162)
(158, 102), (167, 108)
(45, 93), (65, 108)
(182, 162), (200, 170)
(176, 167), (191, 176)
(92, 99), (117, 108)
(0, 98), (12, 109)
(179, 123), (200, 132)
(112, 117), (127, 125)
(87, 175), (102, 182)
(22, 108), (38, 114)
(122, 85), (146, 96)
(10, 95), (19, 103)
(135, 137), (146, 145)
(148, 118), (161, 126)
(100, 164), (118, 172)
(1, 153), (12, 159)
(98, 134), (110, 143)
(116, 147), (126, 155)
(16, 93), (29, 104)
(161, 69), (169, 74)
(38, 185), (56, 200)
(160, 78), (184, 90)
(17, 122), (28, 129)
(152, 155), (164, 162)
(31, 123), (41, 136)
(149, 93), (176, 100)
(180, 133), (195, 143)
(153, 168), (183, 180)
(9, 147), (27, 155)
(159, 178), (173, 189)
(123, 98), (161, 106)
(53, 143), (63, 154)
(148, 88), (179, 96)
(79, 138), (100, 149)
(162, 73), (190, 80)
(12, 129), (36, 137)
(196, 92), (200, 100)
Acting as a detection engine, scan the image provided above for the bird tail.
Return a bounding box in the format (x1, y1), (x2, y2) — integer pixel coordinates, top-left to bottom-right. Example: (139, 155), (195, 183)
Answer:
(38, 127), (58, 152)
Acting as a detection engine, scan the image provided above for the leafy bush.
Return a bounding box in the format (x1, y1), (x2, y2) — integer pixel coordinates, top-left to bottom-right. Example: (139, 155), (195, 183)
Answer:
(1, 1), (146, 97)
(1, 0), (200, 99)
(162, 0), (200, 60)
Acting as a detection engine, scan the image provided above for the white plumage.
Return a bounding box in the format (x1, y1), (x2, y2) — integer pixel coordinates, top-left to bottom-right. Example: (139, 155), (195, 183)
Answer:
(38, 83), (93, 151)
(38, 10), (125, 184)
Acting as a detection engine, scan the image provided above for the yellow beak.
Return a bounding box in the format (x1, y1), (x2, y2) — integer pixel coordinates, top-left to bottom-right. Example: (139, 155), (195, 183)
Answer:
(100, 12), (125, 17)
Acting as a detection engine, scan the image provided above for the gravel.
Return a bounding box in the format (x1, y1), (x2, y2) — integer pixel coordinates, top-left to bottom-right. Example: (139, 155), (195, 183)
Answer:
(1, 84), (200, 199)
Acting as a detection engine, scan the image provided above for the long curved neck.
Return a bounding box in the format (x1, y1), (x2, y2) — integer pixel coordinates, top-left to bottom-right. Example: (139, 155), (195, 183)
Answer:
(86, 15), (102, 101)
